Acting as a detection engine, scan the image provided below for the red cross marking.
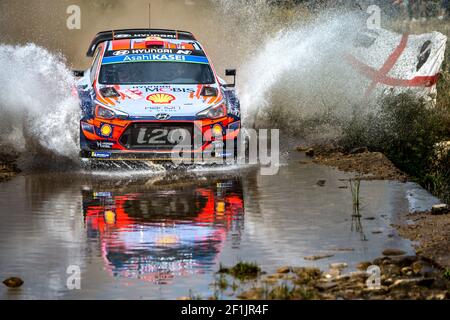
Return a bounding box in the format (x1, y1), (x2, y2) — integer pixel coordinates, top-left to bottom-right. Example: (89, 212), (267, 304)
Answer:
(345, 33), (440, 98)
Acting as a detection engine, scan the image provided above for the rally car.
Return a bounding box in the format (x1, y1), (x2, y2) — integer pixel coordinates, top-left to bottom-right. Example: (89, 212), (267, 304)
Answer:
(74, 29), (241, 162)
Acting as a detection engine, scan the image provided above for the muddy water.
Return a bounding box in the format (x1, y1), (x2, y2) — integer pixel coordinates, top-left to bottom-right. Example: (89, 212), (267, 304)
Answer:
(0, 155), (440, 299)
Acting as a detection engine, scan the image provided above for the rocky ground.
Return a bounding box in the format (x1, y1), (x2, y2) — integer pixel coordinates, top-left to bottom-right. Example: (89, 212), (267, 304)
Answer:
(212, 254), (449, 300)
(0, 152), (20, 182)
(397, 210), (450, 269)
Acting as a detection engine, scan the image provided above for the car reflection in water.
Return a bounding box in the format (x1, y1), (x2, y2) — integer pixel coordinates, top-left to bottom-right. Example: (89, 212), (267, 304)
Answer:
(82, 177), (244, 284)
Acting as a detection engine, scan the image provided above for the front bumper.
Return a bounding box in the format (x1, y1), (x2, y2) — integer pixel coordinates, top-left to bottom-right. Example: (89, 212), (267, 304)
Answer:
(80, 118), (241, 161)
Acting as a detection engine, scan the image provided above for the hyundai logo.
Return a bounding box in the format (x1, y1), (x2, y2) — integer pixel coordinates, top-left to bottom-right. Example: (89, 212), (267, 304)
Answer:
(155, 113), (171, 120)
(113, 50), (130, 56)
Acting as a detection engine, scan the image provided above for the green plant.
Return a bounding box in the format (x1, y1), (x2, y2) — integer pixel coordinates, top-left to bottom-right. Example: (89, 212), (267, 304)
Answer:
(349, 179), (361, 210)
(216, 274), (229, 291)
(268, 282), (293, 300)
(443, 269), (450, 280)
(218, 261), (261, 281)
(339, 91), (450, 203)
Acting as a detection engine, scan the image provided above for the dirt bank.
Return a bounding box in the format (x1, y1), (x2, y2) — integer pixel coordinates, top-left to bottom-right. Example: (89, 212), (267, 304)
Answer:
(397, 211), (450, 269)
(300, 146), (408, 181)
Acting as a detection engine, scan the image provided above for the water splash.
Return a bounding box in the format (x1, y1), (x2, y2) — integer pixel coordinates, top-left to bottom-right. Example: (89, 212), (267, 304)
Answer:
(236, 12), (369, 128)
(0, 43), (80, 161)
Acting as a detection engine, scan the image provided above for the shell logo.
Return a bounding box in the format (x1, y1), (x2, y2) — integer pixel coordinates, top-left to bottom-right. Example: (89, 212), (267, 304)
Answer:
(146, 93), (176, 104)
(100, 124), (112, 137)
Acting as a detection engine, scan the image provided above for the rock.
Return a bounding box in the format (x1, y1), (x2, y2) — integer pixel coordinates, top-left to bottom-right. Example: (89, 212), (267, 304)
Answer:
(315, 282), (337, 292)
(320, 293), (337, 300)
(304, 254), (334, 261)
(427, 292), (448, 300)
(329, 263), (348, 270)
(334, 274), (351, 281)
(324, 268), (341, 279)
(237, 290), (261, 300)
(266, 273), (284, 280)
(356, 261), (372, 271)
(349, 271), (369, 279)
(363, 286), (389, 294)
(296, 146), (309, 152)
(373, 256), (391, 265)
(349, 147), (368, 154)
(3, 277), (24, 288)
(330, 247), (354, 252)
(276, 266), (291, 274)
(305, 148), (315, 157)
(401, 267), (413, 275)
(389, 278), (434, 290)
(382, 249), (406, 256)
(262, 277), (279, 284)
(431, 204), (449, 215)
(316, 180), (326, 187)
(389, 255), (417, 267)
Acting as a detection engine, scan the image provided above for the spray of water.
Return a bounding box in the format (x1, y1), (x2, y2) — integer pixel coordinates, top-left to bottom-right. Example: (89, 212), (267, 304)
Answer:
(0, 43), (79, 163)
(238, 12), (368, 124)
(212, 1), (373, 143)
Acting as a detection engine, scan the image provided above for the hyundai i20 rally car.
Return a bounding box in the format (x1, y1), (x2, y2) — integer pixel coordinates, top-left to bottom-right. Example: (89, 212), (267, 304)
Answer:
(74, 29), (241, 162)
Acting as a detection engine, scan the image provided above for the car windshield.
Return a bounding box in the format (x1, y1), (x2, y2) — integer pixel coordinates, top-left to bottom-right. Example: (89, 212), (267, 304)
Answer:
(99, 62), (215, 85)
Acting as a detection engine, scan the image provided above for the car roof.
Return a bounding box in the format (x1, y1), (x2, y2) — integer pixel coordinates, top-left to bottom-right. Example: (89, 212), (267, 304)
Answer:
(87, 29), (197, 57)
(104, 38), (203, 53)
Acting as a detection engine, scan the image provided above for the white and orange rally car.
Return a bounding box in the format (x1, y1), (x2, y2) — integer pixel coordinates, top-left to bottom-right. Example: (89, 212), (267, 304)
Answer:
(75, 29), (241, 162)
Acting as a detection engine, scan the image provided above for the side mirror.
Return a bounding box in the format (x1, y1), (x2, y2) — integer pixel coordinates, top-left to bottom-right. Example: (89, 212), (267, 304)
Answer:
(225, 69), (236, 76)
(225, 69), (236, 87)
(72, 70), (85, 77)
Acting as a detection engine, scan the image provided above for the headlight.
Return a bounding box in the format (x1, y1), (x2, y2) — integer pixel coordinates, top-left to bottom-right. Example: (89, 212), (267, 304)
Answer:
(95, 105), (129, 120)
(197, 103), (227, 120)
(201, 86), (218, 97)
(99, 86), (120, 98)
(95, 105), (115, 119)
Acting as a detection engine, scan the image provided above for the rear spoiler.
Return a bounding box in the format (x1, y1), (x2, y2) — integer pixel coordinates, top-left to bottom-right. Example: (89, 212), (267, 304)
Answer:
(86, 29), (196, 57)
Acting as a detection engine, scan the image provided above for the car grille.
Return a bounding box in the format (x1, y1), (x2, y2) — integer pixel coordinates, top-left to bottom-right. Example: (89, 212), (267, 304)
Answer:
(119, 122), (194, 150)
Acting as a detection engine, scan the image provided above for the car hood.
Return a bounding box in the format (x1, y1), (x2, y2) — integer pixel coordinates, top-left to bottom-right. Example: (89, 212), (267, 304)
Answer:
(96, 84), (223, 119)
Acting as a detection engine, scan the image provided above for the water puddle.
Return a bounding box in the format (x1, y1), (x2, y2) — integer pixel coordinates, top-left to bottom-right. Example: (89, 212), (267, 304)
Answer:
(0, 159), (439, 299)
